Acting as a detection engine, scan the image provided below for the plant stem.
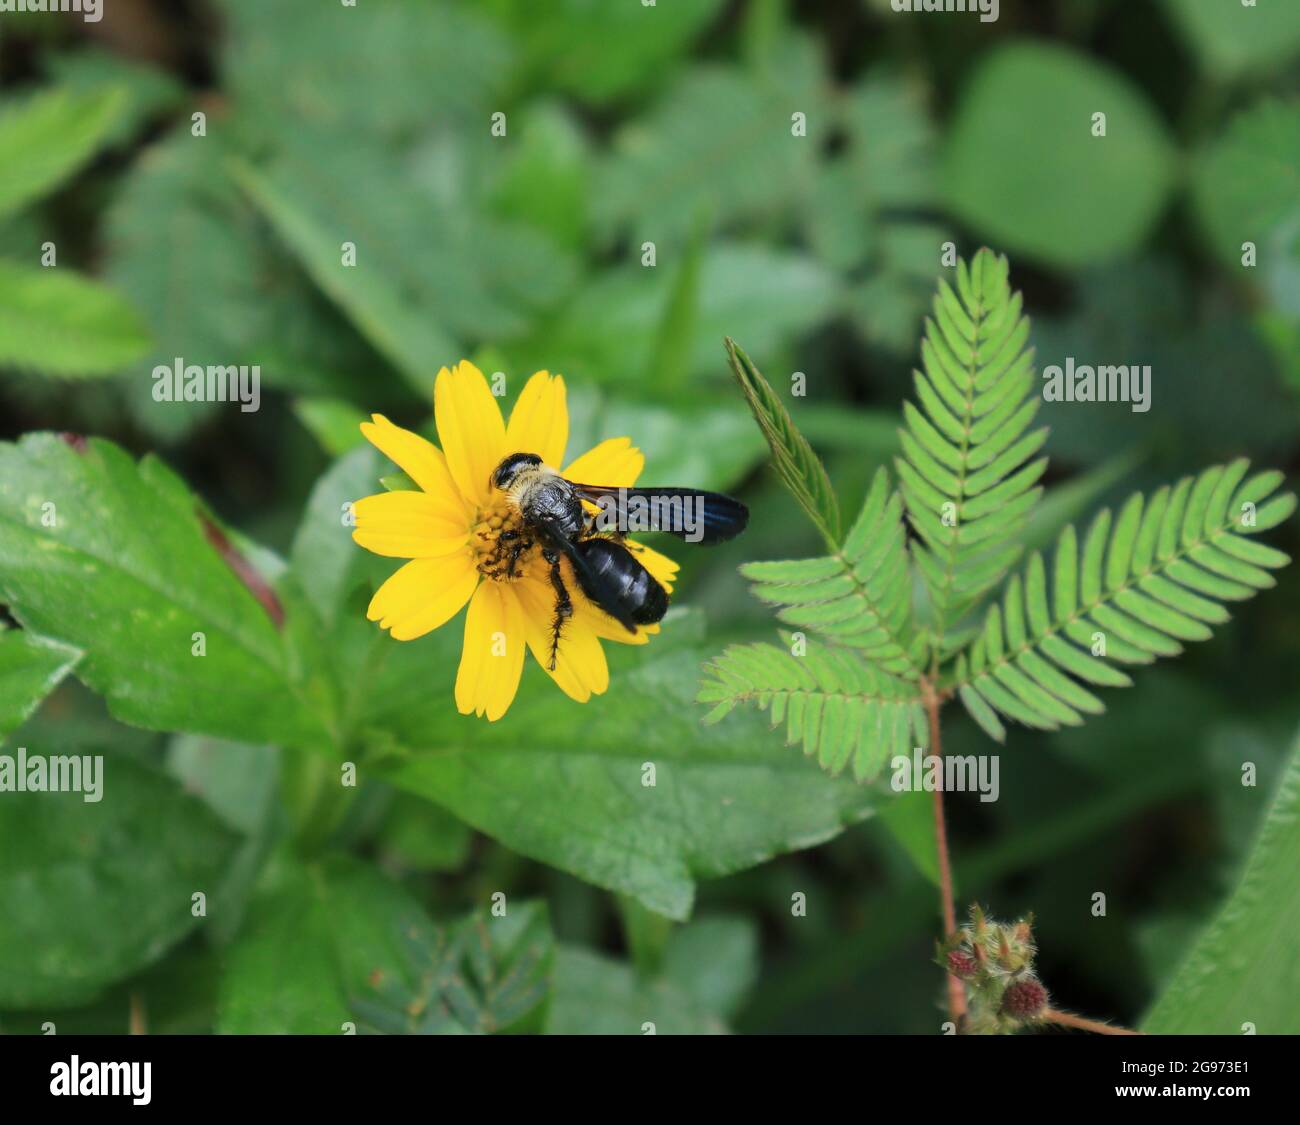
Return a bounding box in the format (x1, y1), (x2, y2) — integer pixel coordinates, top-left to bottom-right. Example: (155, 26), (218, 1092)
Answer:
(922, 680), (965, 1026)
(1043, 1008), (1142, 1035)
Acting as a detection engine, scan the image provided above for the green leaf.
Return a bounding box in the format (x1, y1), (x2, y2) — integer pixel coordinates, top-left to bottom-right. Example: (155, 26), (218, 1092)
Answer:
(292, 397), (368, 457)
(44, 47), (187, 147)
(661, 915), (759, 1020)
(103, 130), (269, 437)
(1192, 100), (1300, 312)
(899, 249), (1045, 650)
(488, 0), (724, 104)
(0, 629), (80, 743)
(699, 635), (924, 782)
(0, 434), (335, 748)
(956, 461), (1294, 734)
(0, 259), (151, 377)
(943, 43), (1175, 267)
(593, 55), (824, 244)
(374, 794), (472, 873)
(727, 338), (840, 547)
(487, 102), (591, 251)
(233, 157), (455, 397)
(0, 86), (127, 221)
(218, 0), (510, 142)
(1143, 728), (1300, 1033)
(736, 466), (920, 678)
(521, 242), (837, 388)
(373, 638), (877, 921)
(1159, 0), (1300, 80)
(218, 857), (553, 1034)
(236, 134), (579, 394)
(0, 750), (238, 1008)
(546, 946), (725, 1034)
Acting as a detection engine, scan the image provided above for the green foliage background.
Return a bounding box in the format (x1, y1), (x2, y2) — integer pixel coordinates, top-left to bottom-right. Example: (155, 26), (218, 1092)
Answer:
(0, 0), (1298, 1034)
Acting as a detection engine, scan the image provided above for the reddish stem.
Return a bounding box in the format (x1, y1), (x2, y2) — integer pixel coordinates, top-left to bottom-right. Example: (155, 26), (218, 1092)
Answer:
(923, 683), (965, 1026)
(1043, 1008), (1142, 1035)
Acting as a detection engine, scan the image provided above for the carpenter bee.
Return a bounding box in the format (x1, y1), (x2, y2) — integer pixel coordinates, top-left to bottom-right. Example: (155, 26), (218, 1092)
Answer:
(489, 452), (748, 668)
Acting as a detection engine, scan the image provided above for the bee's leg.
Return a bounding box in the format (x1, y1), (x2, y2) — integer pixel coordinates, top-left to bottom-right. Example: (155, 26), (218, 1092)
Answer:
(506, 533), (531, 579)
(542, 547), (572, 671)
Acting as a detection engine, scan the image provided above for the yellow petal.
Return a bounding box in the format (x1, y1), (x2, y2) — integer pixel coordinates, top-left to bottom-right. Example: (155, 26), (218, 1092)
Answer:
(352, 491), (470, 558)
(435, 360), (507, 508)
(455, 581), (526, 721)
(367, 551), (478, 641)
(563, 437), (644, 488)
(513, 572), (609, 702)
(505, 371), (568, 468)
(625, 538), (679, 594)
(359, 414), (470, 518)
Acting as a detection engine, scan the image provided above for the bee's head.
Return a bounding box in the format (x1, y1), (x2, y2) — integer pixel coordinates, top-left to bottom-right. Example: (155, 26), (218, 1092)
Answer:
(491, 452), (543, 492)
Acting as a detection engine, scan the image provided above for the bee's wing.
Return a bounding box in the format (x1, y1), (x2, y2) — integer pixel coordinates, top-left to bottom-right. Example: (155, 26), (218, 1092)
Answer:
(568, 484), (748, 544)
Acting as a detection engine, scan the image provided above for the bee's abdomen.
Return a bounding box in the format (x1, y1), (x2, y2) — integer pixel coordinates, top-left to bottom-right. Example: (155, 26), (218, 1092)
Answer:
(576, 538), (668, 625)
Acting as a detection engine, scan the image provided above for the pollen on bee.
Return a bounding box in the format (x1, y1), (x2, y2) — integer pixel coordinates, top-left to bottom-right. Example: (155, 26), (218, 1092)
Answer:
(472, 499), (533, 581)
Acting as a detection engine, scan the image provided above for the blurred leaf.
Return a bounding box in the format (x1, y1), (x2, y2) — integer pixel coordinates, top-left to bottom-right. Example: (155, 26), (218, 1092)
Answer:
(877, 786), (940, 887)
(546, 946), (725, 1034)
(581, 395), (767, 491)
(646, 217), (706, 390)
(726, 337), (840, 546)
(1192, 100), (1300, 317)
(375, 793), (472, 873)
(0, 85), (126, 221)
(943, 42), (1175, 267)
(1033, 260), (1300, 467)
(293, 397), (368, 457)
(0, 628), (79, 743)
(0, 750), (238, 1008)
(218, 856), (553, 1034)
(234, 157), (454, 397)
(0, 259), (151, 377)
(845, 221), (952, 354)
(487, 102), (591, 251)
(237, 136), (578, 394)
(44, 47), (186, 146)
(1143, 727), (1300, 1033)
(487, 0), (724, 104)
(593, 54), (824, 244)
(1159, 0), (1300, 80)
(520, 242), (838, 387)
(104, 131), (268, 438)
(165, 735), (278, 838)
(0, 434), (335, 748)
(662, 915), (759, 1019)
(219, 0), (509, 143)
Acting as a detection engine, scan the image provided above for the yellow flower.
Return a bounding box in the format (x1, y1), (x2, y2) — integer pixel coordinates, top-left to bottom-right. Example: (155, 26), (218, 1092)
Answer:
(352, 360), (679, 721)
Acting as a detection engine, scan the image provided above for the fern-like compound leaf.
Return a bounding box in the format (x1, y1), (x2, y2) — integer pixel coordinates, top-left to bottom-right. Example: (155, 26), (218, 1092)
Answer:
(698, 635), (927, 782)
(898, 248), (1046, 656)
(955, 460), (1295, 740)
(725, 336), (841, 548)
(738, 466), (921, 679)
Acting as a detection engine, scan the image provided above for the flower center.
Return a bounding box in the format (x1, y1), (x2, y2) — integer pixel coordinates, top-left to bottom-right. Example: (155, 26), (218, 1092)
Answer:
(471, 497), (534, 582)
